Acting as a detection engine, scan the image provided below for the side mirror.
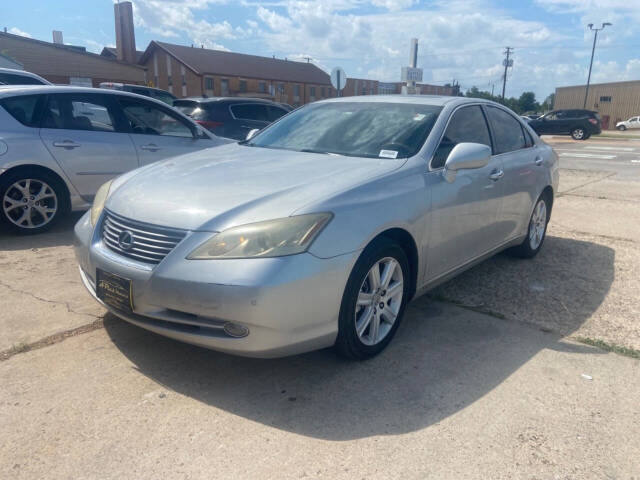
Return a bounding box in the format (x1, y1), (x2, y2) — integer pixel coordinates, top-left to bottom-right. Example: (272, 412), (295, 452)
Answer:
(442, 143), (491, 183)
(246, 128), (260, 141)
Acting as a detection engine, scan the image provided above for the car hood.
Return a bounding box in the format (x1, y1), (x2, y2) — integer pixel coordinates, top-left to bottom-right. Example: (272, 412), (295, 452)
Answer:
(106, 143), (406, 231)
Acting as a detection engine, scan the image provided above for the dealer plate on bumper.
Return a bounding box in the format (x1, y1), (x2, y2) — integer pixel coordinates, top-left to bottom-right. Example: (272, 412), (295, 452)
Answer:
(96, 269), (134, 314)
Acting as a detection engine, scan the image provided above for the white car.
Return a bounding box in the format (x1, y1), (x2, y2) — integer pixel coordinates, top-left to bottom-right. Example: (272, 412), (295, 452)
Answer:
(0, 67), (51, 86)
(616, 116), (640, 131)
(0, 85), (227, 233)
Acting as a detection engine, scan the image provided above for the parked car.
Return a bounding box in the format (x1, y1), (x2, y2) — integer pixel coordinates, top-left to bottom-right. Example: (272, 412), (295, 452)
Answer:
(528, 109), (601, 140)
(0, 67), (51, 86)
(99, 82), (176, 106)
(75, 95), (558, 359)
(173, 97), (291, 140)
(0, 85), (226, 233)
(615, 116), (640, 131)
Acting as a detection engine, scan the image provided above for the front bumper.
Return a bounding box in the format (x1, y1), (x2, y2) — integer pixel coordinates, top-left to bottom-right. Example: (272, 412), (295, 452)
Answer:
(74, 211), (359, 358)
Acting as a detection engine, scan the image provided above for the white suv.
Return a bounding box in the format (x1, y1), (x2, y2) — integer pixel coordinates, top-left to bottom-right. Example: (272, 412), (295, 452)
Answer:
(0, 85), (226, 233)
(616, 116), (640, 131)
(0, 68), (51, 86)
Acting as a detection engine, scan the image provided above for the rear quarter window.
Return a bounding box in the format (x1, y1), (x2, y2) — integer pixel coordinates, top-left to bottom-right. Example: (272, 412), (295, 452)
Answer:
(0, 94), (44, 127)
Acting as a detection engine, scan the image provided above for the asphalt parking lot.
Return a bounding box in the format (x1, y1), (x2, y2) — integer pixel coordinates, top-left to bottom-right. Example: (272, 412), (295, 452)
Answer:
(1, 136), (639, 479)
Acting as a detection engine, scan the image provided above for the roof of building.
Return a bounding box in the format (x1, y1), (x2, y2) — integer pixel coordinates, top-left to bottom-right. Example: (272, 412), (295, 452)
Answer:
(140, 41), (331, 85)
(557, 79), (640, 90)
(100, 46), (144, 63)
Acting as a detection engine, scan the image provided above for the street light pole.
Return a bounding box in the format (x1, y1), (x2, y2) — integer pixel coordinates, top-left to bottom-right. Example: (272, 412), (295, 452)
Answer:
(583, 22), (612, 109)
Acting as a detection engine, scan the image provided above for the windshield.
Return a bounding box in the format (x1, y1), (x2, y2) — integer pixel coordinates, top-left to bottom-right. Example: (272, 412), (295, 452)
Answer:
(245, 101), (442, 158)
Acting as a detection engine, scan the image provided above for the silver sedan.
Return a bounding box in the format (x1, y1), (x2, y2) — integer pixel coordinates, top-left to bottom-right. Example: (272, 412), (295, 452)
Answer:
(74, 95), (558, 359)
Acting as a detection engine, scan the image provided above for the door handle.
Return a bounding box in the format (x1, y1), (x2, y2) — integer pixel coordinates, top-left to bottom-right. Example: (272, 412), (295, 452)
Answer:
(52, 140), (81, 149)
(534, 156), (544, 166)
(488, 170), (504, 181)
(140, 143), (161, 151)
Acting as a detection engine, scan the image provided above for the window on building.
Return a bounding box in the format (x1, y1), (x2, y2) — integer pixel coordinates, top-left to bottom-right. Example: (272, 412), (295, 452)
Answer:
(221, 79), (229, 95)
(239, 80), (247, 93)
(278, 83), (285, 94)
(321, 87), (325, 97)
(167, 75), (173, 86)
(259, 82), (267, 93)
(599, 96), (612, 102)
(294, 84), (300, 98)
(154, 75), (159, 88)
(310, 86), (316, 97)
(182, 74), (186, 86)
(205, 77), (214, 90)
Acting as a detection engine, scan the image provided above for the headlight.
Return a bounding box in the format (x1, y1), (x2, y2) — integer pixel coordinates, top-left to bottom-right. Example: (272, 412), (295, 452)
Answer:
(90, 180), (113, 226)
(187, 213), (332, 259)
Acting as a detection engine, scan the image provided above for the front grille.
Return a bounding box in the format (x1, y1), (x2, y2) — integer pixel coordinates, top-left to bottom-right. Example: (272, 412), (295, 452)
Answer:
(101, 210), (187, 264)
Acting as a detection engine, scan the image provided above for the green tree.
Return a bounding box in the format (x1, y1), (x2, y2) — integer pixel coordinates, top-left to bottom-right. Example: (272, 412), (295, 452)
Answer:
(518, 91), (539, 113)
(541, 93), (555, 112)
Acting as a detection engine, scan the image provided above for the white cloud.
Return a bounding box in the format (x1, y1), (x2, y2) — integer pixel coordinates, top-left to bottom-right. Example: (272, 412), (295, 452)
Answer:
(9, 27), (32, 38)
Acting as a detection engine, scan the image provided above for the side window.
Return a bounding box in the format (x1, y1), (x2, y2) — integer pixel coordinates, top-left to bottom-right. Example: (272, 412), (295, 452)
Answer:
(42, 94), (117, 132)
(119, 98), (193, 137)
(432, 105), (492, 169)
(523, 126), (534, 147)
(230, 104), (269, 121)
(486, 107), (526, 154)
(267, 106), (287, 122)
(151, 91), (174, 106)
(0, 94), (44, 127)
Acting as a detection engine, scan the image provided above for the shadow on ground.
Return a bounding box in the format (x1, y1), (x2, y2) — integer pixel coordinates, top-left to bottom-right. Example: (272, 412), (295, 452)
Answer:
(104, 235), (613, 440)
(0, 212), (84, 250)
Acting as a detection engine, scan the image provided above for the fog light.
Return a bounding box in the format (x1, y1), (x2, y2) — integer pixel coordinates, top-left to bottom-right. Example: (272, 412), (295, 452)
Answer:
(223, 322), (249, 338)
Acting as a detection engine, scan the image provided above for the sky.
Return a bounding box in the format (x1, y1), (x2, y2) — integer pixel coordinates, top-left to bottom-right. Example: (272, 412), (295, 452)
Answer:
(3, 0), (640, 100)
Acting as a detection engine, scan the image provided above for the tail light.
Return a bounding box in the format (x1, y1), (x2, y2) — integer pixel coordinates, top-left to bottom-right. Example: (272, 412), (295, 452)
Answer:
(588, 118), (598, 125)
(196, 120), (223, 130)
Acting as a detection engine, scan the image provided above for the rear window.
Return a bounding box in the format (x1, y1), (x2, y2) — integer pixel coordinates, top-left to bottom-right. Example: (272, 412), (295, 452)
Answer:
(0, 72), (46, 85)
(230, 103), (269, 121)
(0, 94), (44, 127)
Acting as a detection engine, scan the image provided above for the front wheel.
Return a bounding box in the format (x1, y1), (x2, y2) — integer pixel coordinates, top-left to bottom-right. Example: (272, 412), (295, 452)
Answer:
(508, 194), (549, 259)
(571, 128), (586, 140)
(335, 238), (410, 360)
(0, 171), (66, 234)
(617, 125), (626, 131)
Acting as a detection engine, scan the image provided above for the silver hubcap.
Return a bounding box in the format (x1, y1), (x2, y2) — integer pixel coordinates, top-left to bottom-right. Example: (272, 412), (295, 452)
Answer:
(529, 199), (547, 250)
(2, 179), (57, 229)
(355, 257), (404, 346)
(573, 129), (584, 139)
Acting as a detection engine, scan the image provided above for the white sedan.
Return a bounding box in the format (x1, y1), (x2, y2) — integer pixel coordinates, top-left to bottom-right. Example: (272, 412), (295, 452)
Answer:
(616, 116), (640, 131)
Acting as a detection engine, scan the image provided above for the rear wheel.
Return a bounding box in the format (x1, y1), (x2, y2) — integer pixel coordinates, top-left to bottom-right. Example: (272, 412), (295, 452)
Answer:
(0, 170), (66, 234)
(571, 127), (586, 140)
(508, 193), (550, 259)
(335, 238), (410, 360)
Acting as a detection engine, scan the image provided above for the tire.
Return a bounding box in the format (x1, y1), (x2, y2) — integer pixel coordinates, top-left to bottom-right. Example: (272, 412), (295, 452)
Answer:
(617, 125), (626, 131)
(570, 127), (586, 140)
(335, 237), (410, 360)
(0, 169), (67, 234)
(508, 193), (550, 259)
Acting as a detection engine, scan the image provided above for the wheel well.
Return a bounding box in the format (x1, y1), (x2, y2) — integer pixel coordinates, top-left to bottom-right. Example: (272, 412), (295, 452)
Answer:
(376, 228), (419, 300)
(0, 164), (71, 213)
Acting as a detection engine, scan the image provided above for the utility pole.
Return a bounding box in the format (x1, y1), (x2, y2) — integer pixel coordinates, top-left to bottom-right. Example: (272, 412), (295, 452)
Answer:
(303, 56), (311, 63)
(584, 22), (612, 108)
(501, 47), (513, 100)
(491, 83), (495, 97)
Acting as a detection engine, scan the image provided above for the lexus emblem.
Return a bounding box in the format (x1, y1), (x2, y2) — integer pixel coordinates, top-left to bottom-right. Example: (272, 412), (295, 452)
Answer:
(118, 230), (134, 250)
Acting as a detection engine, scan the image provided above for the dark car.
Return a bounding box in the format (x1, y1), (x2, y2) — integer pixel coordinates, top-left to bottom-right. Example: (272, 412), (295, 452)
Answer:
(173, 97), (291, 140)
(99, 82), (176, 106)
(528, 109), (601, 140)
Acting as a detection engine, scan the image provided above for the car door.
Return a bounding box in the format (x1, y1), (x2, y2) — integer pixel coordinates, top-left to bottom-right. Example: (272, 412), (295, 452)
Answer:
(38, 92), (138, 200)
(228, 103), (271, 140)
(630, 117), (640, 129)
(485, 106), (540, 241)
(117, 96), (216, 166)
(425, 104), (505, 281)
(531, 112), (555, 134)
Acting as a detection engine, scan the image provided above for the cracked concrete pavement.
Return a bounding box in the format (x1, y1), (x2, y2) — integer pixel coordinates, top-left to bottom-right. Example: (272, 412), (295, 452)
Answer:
(0, 137), (639, 478)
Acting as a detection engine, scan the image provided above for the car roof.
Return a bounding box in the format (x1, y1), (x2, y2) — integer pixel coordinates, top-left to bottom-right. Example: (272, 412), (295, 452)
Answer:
(0, 67), (52, 85)
(317, 94), (507, 109)
(0, 85), (181, 107)
(174, 96), (281, 105)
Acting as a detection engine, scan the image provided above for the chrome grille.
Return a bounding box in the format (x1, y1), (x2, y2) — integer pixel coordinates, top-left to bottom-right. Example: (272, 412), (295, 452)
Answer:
(101, 210), (187, 264)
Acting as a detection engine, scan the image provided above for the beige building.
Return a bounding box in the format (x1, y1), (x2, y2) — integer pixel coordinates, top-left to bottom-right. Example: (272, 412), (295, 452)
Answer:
(555, 80), (640, 130)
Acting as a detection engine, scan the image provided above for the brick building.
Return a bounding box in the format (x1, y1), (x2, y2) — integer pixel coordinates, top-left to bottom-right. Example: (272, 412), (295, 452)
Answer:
(138, 41), (333, 106)
(0, 31), (146, 87)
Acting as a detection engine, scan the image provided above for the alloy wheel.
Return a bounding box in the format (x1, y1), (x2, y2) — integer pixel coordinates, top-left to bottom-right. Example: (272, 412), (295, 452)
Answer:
(355, 257), (404, 346)
(2, 179), (58, 229)
(529, 199), (547, 250)
(572, 128), (584, 140)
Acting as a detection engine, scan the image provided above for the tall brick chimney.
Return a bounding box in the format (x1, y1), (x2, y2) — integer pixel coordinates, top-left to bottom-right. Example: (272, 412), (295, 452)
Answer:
(114, 1), (136, 63)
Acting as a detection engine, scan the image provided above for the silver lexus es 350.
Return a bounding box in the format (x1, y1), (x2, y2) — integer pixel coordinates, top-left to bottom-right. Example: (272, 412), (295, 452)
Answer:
(74, 95), (559, 359)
